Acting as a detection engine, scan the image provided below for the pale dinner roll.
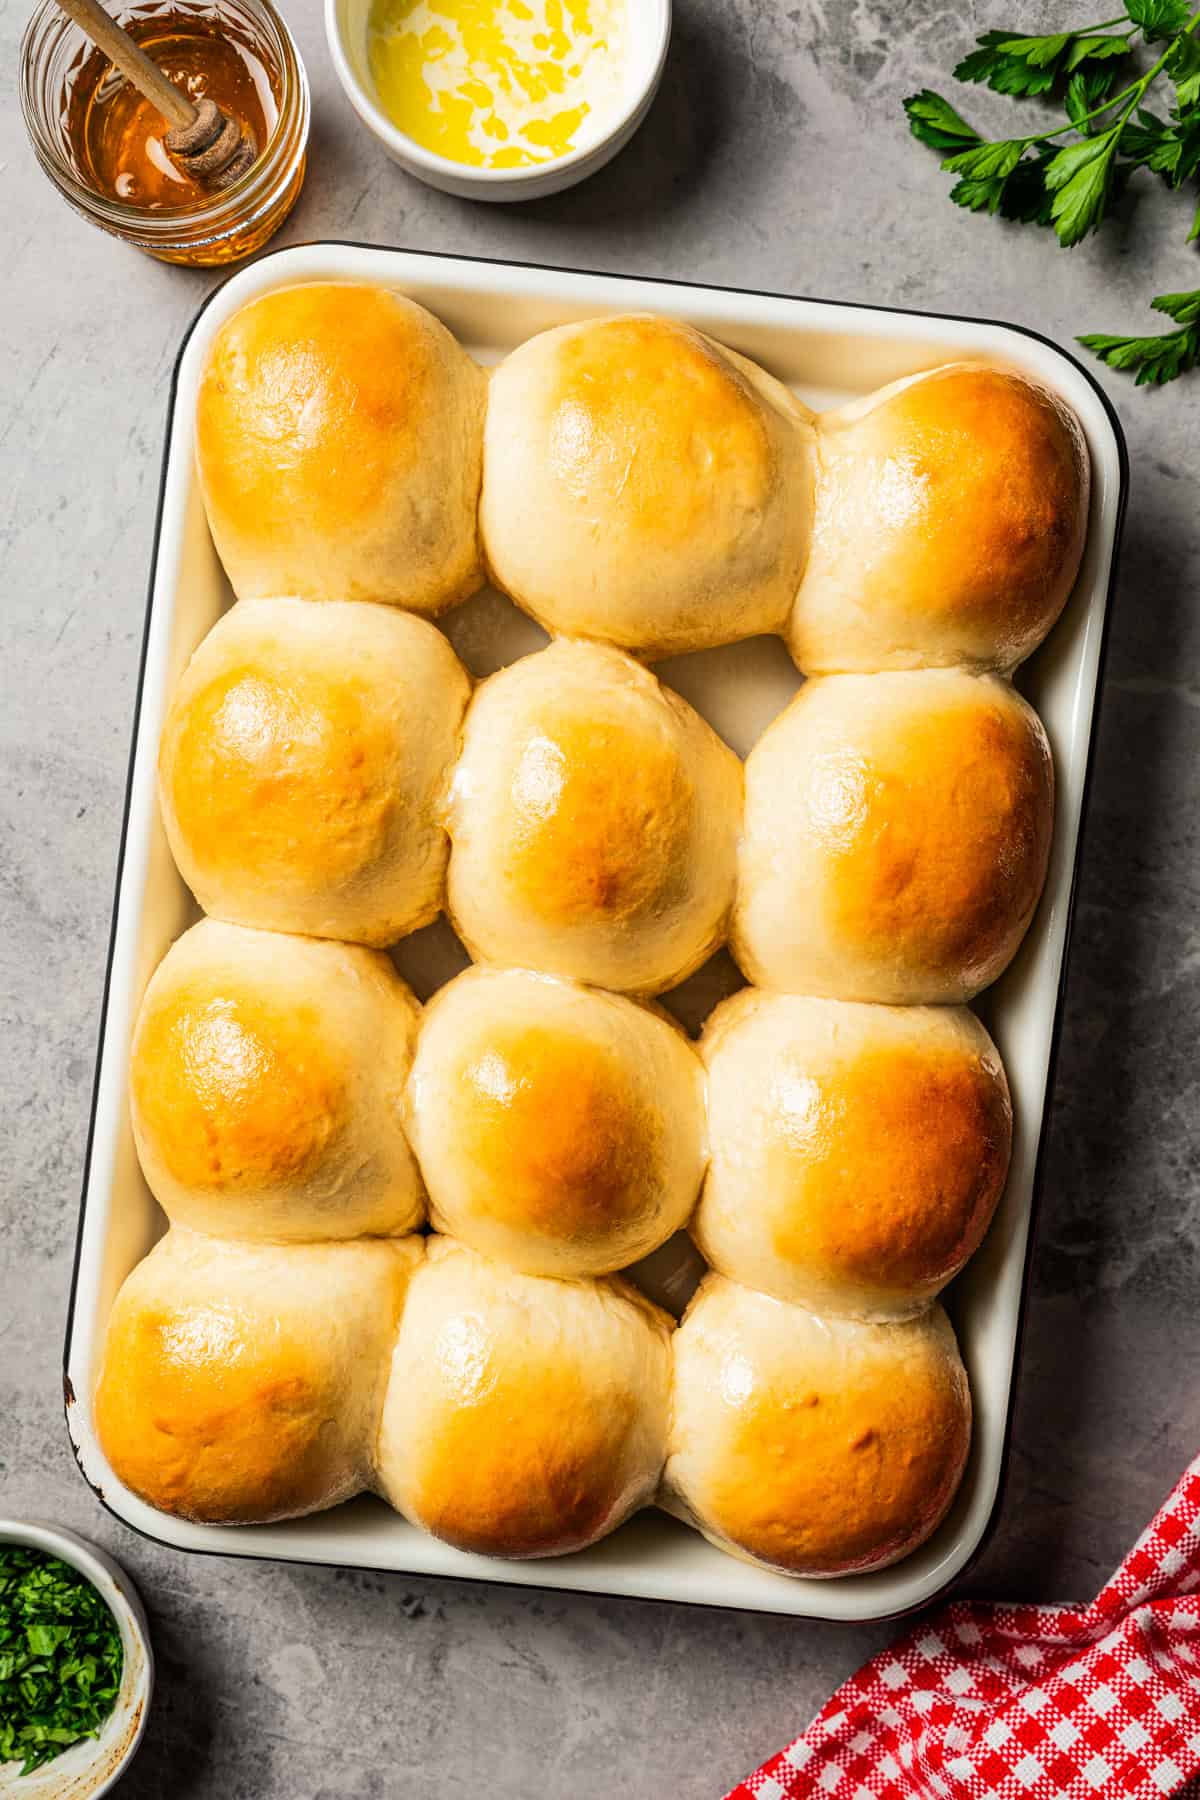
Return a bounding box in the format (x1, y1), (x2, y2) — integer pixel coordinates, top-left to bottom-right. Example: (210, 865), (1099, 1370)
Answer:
(732, 670), (1054, 1003)
(130, 918), (424, 1243)
(159, 597), (470, 946)
(790, 362), (1089, 673)
(375, 1237), (672, 1558)
(407, 966), (706, 1276)
(95, 1229), (422, 1524)
(663, 1276), (971, 1577)
(480, 314), (815, 656)
(694, 991), (1011, 1316)
(196, 283), (486, 612)
(447, 640), (742, 994)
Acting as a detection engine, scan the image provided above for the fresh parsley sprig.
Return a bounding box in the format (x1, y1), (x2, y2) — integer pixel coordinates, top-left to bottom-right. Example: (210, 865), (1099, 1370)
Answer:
(0, 1548), (124, 1775)
(1080, 285), (1200, 378)
(904, 4), (1200, 384)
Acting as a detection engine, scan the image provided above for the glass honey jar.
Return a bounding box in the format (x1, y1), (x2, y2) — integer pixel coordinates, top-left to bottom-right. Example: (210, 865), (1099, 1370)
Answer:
(20, 0), (309, 265)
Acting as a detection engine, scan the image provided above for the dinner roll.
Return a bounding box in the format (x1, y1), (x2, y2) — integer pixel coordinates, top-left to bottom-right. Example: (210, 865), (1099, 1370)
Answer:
(196, 283), (486, 612)
(664, 1276), (971, 1576)
(407, 966), (706, 1276)
(130, 918), (424, 1242)
(480, 314), (815, 656)
(694, 992), (1011, 1316)
(375, 1237), (672, 1557)
(447, 640), (742, 993)
(732, 670), (1054, 1003)
(790, 363), (1089, 673)
(159, 598), (470, 946)
(95, 1230), (421, 1523)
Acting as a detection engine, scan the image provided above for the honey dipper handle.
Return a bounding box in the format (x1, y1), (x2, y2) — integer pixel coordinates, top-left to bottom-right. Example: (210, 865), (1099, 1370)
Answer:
(51, 0), (197, 130)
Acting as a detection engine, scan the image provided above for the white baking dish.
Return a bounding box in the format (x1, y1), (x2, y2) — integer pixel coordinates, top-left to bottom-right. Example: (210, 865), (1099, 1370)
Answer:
(64, 243), (1127, 1622)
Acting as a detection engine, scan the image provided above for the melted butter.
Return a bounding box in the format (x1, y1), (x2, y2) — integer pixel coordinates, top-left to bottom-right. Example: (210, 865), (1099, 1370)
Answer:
(367, 0), (626, 168)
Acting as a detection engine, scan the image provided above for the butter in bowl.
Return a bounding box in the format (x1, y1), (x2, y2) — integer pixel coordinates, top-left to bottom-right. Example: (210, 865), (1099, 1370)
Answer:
(325, 0), (671, 199)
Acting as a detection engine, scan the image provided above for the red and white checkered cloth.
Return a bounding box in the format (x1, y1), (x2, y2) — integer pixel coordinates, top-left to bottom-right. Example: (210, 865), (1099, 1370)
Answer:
(726, 1457), (1200, 1800)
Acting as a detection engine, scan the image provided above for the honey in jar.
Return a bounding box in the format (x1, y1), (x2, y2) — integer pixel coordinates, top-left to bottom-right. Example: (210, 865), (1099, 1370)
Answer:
(66, 7), (276, 209)
(25, 0), (310, 264)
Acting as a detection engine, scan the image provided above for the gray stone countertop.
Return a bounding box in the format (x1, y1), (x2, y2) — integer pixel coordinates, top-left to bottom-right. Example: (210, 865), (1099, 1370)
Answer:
(3, 0), (1199, 1793)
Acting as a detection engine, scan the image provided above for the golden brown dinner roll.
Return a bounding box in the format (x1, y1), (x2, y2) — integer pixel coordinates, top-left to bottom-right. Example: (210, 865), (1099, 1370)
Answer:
(159, 597), (470, 946)
(789, 362), (1089, 673)
(663, 1275), (971, 1577)
(375, 1237), (672, 1558)
(95, 1229), (422, 1524)
(480, 314), (815, 656)
(196, 283), (486, 612)
(447, 639), (742, 993)
(406, 966), (706, 1276)
(694, 991), (1011, 1316)
(732, 669), (1054, 1003)
(130, 918), (424, 1242)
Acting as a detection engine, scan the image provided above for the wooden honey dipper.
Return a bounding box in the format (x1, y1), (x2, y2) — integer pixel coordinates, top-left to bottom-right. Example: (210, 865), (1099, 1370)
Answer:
(53, 0), (256, 188)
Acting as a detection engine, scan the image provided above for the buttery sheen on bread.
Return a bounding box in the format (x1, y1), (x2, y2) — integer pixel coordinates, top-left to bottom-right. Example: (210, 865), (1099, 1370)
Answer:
(406, 966), (706, 1276)
(95, 1229), (422, 1524)
(447, 639), (742, 993)
(480, 314), (815, 656)
(663, 1276), (971, 1577)
(375, 1237), (672, 1557)
(196, 284), (486, 612)
(131, 919), (424, 1242)
(159, 597), (470, 946)
(790, 363), (1089, 673)
(733, 669), (1054, 1003)
(694, 992), (1011, 1316)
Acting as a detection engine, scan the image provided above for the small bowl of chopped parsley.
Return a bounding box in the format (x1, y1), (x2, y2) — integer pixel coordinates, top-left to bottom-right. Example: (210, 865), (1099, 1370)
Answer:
(0, 1521), (152, 1796)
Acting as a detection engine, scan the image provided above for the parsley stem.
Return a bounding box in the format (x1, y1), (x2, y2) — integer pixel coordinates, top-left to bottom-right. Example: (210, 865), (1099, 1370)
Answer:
(1015, 7), (1200, 144)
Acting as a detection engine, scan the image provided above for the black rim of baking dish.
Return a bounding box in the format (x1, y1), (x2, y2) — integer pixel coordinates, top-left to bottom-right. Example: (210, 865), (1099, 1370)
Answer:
(62, 241), (1131, 1626)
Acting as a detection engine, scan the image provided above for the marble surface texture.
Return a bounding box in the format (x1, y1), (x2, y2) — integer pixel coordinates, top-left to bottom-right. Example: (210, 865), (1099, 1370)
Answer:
(3, 0), (1200, 1793)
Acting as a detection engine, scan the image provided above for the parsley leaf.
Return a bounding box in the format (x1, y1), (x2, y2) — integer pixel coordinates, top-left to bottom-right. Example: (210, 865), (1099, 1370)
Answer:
(1066, 63), (1125, 129)
(0, 1549), (123, 1776)
(942, 136), (1027, 212)
(1167, 31), (1200, 104)
(1119, 106), (1200, 182)
(1080, 286), (1200, 381)
(1045, 125), (1124, 242)
(903, 89), (981, 153)
(1128, 0), (1194, 37)
(1080, 323), (1200, 379)
(1153, 285), (1200, 320)
(955, 27), (1132, 96)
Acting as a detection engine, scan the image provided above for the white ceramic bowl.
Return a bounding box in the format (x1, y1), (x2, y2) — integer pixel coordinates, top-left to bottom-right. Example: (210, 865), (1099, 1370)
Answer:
(324, 0), (671, 200)
(0, 1520), (153, 1798)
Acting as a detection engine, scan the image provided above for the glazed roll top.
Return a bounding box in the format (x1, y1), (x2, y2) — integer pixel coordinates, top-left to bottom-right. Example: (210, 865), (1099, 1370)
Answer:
(447, 639), (742, 993)
(406, 966), (706, 1277)
(480, 313), (815, 656)
(159, 597), (471, 946)
(130, 918), (424, 1242)
(95, 1230), (422, 1524)
(375, 1237), (672, 1558)
(694, 991), (1011, 1317)
(664, 1275), (972, 1577)
(733, 669), (1054, 1003)
(790, 363), (1089, 673)
(195, 283), (487, 613)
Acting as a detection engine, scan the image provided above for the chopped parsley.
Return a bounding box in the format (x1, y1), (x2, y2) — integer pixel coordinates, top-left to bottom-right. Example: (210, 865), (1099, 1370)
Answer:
(0, 1548), (123, 1775)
